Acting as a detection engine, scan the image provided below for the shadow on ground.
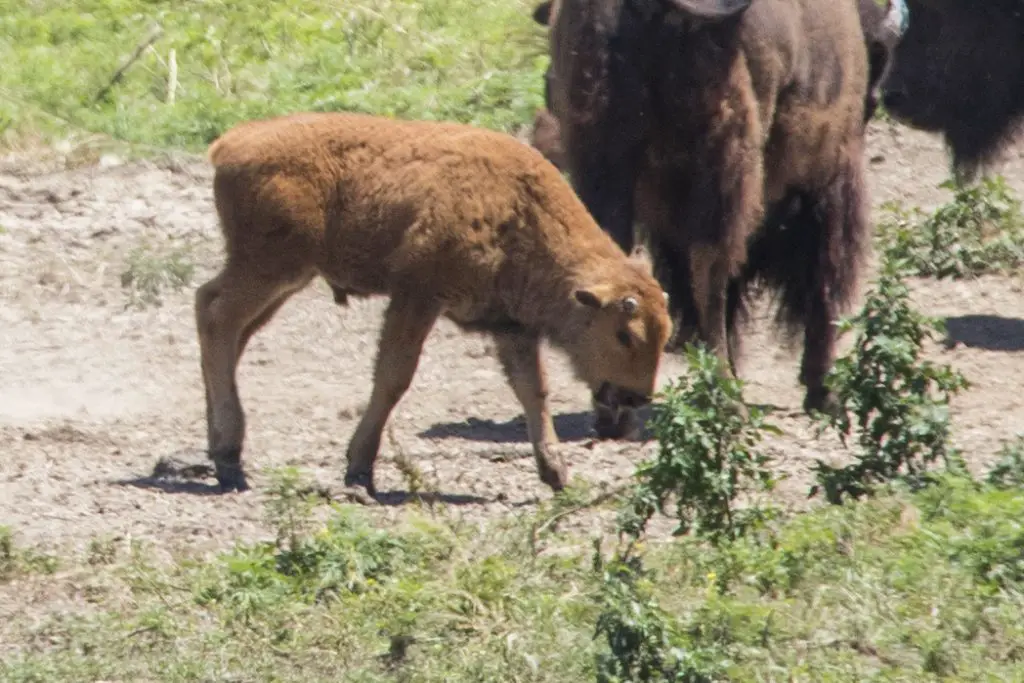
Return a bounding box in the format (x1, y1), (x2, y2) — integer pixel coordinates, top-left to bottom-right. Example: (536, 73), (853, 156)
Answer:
(944, 315), (1024, 352)
(111, 451), (496, 506)
(420, 409), (656, 443)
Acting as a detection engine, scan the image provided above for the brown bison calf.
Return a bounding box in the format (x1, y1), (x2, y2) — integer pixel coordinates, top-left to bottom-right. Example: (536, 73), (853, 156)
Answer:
(195, 112), (672, 498)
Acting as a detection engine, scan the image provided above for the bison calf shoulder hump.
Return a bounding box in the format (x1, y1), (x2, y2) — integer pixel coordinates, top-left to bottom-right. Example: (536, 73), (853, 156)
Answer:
(196, 112), (672, 497)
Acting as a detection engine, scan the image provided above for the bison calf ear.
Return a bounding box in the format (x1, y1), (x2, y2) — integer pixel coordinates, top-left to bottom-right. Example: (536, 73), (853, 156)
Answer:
(628, 245), (654, 275)
(533, 1), (552, 25)
(664, 0), (752, 20)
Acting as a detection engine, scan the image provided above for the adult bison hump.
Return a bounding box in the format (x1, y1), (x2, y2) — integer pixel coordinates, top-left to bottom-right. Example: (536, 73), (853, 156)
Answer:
(538, 0), (872, 416)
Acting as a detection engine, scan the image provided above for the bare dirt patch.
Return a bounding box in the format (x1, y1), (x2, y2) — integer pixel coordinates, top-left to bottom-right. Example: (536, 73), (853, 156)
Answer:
(2, 121), (1023, 559)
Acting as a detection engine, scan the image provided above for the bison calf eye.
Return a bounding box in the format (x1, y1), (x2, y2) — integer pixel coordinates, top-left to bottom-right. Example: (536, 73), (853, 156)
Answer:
(616, 330), (632, 348)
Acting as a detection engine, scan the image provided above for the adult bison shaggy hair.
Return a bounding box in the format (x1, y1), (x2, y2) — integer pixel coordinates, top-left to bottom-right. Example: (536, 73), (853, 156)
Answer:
(534, 0), (873, 415)
(195, 112), (672, 499)
(881, 0), (1024, 179)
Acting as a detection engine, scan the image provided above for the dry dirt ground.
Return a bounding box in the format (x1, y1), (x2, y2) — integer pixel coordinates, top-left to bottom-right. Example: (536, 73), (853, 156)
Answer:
(2, 120), (1024, 562)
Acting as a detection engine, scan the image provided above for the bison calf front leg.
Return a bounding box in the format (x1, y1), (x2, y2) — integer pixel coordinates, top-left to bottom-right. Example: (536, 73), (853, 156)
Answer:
(493, 330), (568, 491)
(343, 296), (441, 499)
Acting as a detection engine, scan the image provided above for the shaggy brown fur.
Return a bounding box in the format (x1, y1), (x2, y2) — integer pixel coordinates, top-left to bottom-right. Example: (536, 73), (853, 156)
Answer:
(196, 112), (672, 498)
(533, 0), (871, 415)
(530, 0), (898, 165)
(881, 0), (1024, 180)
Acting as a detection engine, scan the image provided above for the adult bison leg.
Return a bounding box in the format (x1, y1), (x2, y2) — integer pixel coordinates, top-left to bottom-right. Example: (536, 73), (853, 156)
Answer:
(493, 329), (568, 490)
(343, 295), (441, 499)
(725, 278), (745, 378)
(687, 242), (736, 374)
(799, 151), (869, 415)
(195, 262), (313, 492)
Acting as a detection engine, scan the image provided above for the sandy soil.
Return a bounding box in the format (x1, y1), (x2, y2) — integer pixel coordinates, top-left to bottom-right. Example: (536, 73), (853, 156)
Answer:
(2, 120), (1024, 561)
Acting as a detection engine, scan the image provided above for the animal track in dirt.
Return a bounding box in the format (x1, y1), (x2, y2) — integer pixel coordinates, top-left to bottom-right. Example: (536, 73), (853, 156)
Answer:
(1, 121), (1024, 558)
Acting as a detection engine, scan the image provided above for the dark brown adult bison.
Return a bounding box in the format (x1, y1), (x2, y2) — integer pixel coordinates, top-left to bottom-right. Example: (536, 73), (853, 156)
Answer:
(881, 0), (1024, 179)
(535, 0), (872, 415)
(530, 0), (907, 165)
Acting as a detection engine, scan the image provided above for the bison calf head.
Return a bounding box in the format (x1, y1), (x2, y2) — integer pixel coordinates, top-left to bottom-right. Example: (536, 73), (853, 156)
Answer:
(881, 0), (1024, 178)
(564, 270), (672, 440)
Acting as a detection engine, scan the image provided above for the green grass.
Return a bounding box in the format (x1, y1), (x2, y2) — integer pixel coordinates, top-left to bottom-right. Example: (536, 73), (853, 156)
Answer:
(3, 477), (1024, 682)
(0, 0), (549, 152)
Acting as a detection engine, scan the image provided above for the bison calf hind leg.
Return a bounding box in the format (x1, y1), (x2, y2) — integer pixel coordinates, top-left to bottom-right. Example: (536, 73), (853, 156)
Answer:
(343, 295), (441, 498)
(493, 330), (567, 490)
(196, 264), (312, 492)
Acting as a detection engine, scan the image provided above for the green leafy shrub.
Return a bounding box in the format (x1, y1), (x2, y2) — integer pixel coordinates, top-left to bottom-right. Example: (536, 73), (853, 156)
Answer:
(986, 435), (1024, 489)
(877, 175), (1024, 278)
(594, 554), (723, 683)
(813, 261), (970, 503)
(593, 345), (781, 682)
(619, 344), (780, 545)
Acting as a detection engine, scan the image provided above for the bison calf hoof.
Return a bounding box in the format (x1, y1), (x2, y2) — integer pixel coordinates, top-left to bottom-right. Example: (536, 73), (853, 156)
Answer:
(537, 461), (569, 492)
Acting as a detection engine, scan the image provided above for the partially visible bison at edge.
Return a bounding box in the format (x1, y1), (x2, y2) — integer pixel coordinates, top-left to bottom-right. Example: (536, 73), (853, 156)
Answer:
(195, 112), (673, 499)
(881, 0), (1024, 180)
(859, 0), (908, 123)
(535, 0), (872, 415)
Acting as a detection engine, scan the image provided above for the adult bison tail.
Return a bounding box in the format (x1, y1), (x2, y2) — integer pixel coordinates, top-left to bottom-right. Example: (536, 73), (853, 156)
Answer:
(749, 143), (870, 349)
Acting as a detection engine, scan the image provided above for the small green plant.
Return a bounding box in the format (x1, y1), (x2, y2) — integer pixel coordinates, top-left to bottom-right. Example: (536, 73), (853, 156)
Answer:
(262, 466), (321, 554)
(0, 526), (59, 581)
(592, 345), (779, 682)
(87, 535), (119, 566)
(986, 435), (1024, 489)
(594, 552), (722, 683)
(120, 242), (194, 308)
(0, 526), (14, 581)
(877, 175), (1024, 278)
(619, 344), (781, 545)
(813, 261), (970, 504)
